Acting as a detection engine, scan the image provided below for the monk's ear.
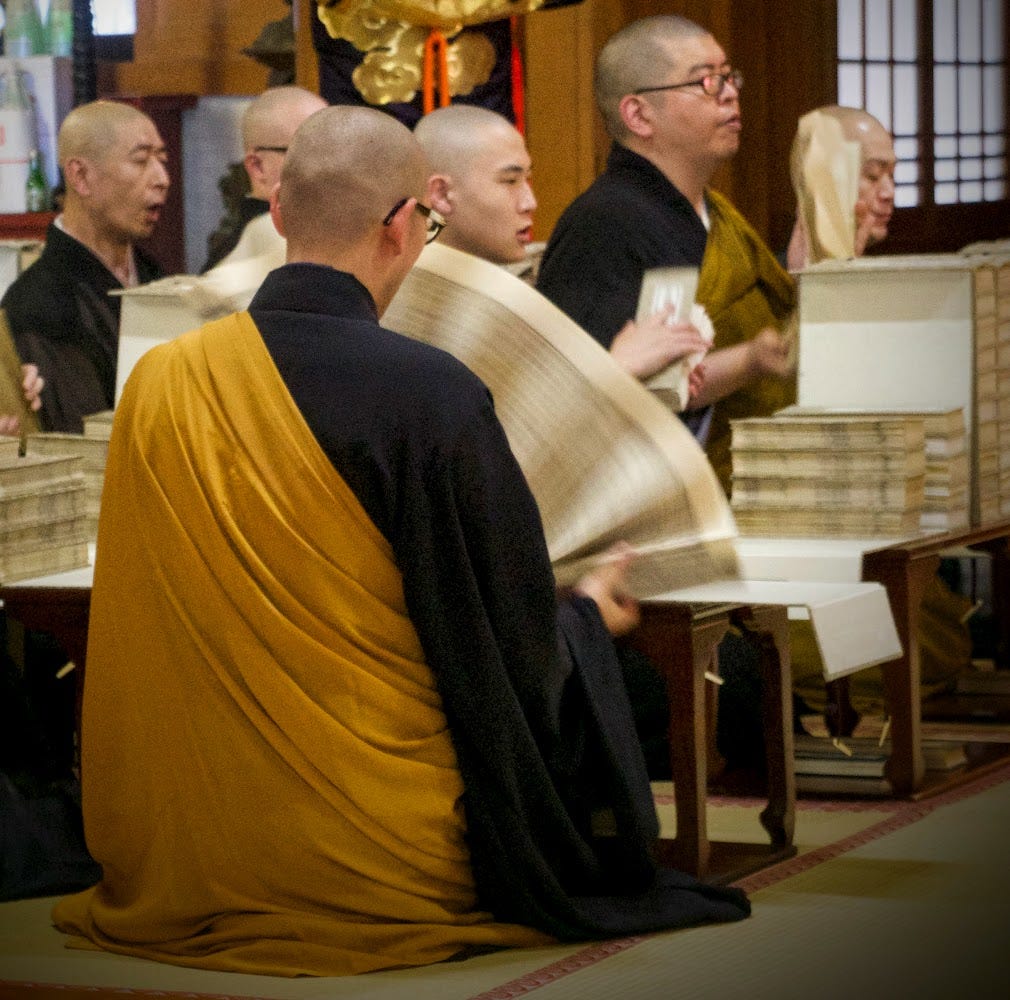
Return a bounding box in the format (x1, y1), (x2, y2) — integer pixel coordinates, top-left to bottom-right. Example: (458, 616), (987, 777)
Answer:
(619, 94), (655, 139)
(427, 174), (453, 216)
(380, 196), (415, 256)
(62, 157), (90, 197)
(244, 150), (268, 191)
(269, 185), (285, 238)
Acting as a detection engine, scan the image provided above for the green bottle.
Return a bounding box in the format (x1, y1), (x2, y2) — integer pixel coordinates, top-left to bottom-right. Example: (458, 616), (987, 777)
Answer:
(25, 149), (49, 212)
(46, 0), (74, 58)
(4, 0), (47, 56)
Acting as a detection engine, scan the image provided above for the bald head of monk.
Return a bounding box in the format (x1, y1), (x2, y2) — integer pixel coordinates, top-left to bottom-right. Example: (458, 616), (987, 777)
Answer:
(414, 106), (536, 265)
(241, 86), (329, 201)
(272, 105), (434, 314)
(818, 105), (897, 246)
(58, 100), (170, 252)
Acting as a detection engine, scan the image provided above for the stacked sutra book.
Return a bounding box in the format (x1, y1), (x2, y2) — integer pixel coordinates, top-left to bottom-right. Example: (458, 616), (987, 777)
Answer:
(25, 416), (112, 542)
(729, 411), (927, 537)
(765, 405), (969, 532)
(919, 408), (970, 531)
(0, 436), (89, 584)
(796, 252), (1010, 525)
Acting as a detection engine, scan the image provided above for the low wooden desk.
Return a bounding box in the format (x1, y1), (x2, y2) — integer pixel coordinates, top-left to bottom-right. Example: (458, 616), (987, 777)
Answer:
(4, 562), (801, 883)
(6, 567), (898, 883)
(736, 518), (1010, 797)
(629, 601), (797, 884)
(861, 519), (1010, 796)
(1, 562), (93, 763)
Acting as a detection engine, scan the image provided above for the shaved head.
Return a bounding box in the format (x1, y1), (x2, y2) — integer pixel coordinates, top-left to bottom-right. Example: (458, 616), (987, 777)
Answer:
(594, 15), (710, 139)
(241, 86), (328, 151)
(414, 106), (537, 264)
(58, 100), (156, 169)
(414, 105), (517, 174)
(278, 105), (429, 255)
(815, 105), (893, 154)
(56, 99), (170, 250)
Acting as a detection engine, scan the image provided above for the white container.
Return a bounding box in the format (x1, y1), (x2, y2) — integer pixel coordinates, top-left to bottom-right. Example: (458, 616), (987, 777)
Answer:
(0, 55), (73, 191)
(0, 106), (34, 212)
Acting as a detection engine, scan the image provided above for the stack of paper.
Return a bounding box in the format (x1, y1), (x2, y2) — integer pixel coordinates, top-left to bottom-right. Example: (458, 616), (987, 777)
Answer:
(987, 259), (1010, 517)
(921, 409), (971, 530)
(798, 253), (1010, 525)
(0, 453), (88, 583)
(82, 409), (114, 441)
(729, 411), (926, 537)
(25, 427), (110, 540)
(774, 406), (969, 531)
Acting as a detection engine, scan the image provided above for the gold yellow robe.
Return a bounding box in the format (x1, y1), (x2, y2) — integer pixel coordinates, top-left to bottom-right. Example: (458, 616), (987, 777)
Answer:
(699, 190), (798, 496)
(53, 312), (548, 975)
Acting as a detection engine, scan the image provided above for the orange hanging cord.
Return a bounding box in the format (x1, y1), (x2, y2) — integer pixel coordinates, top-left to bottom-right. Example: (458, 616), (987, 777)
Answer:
(422, 29), (451, 114)
(510, 16), (525, 134)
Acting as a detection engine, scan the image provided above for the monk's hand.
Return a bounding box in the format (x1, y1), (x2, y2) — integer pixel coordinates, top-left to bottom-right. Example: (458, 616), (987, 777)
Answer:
(853, 200), (875, 258)
(573, 543), (640, 637)
(609, 308), (710, 380)
(21, 363), (43, 412)
(747, 327), (794, 379)
(786, 214), (809, 271)
(687, 361), (706, 403)
(0, 415), (21, 436)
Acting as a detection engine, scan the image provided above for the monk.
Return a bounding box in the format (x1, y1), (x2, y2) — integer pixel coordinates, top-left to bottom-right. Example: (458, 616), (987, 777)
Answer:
(53, 105), (748, 977)
(537, 14), (797, 492)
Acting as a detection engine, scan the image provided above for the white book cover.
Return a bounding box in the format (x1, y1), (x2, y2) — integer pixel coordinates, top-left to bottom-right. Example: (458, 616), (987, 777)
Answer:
(635, 267), (706, 413)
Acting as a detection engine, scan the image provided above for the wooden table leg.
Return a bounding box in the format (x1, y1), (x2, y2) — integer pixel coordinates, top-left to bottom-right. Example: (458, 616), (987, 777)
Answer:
(732, 606), (795, 849)
(631, 604), (731, 878)
(824, 676), (861, 737)
(862, 551), (937, 795)
(969, 534), (1010, 669)
(0, 587), (92, 776)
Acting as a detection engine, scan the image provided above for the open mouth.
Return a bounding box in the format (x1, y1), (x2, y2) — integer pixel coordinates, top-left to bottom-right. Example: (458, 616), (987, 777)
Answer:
(517, 226), (533, 245)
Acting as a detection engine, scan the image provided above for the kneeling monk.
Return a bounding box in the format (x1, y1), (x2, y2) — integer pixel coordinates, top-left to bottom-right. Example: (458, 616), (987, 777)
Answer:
(54, 106), (748, 977)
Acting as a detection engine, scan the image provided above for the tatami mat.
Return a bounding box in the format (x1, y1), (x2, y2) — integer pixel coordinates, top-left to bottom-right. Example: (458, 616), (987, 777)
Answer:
(3, 768), (1007, 999)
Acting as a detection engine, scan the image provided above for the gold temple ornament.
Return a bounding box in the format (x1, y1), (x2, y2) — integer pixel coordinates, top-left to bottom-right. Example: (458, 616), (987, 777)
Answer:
(317, 0), (546, 108)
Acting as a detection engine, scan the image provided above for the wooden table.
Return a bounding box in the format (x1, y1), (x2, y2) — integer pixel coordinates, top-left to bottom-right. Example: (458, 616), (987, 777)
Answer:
(5, 561), (900, 883)
(736, 518), (1010, 798)
(861, 519), (1010, 796)
(628, 601), (797, 884)
(1, 563), (93, 768)
(2, 561), (804, 883)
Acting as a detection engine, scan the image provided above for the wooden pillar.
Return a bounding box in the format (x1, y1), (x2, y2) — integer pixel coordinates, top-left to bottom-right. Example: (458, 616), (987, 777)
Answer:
(294, 0), (320, 94)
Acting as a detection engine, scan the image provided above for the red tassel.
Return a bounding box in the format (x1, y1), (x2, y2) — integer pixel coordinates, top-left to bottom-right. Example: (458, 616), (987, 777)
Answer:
(422, 30), (451, 114)
(510, 16), (525, 134)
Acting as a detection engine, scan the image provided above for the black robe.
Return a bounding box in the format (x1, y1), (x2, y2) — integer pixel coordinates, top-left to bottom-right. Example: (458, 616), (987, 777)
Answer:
(250, 264), (749, 938)
(537, 143), (708, 350)
(536, 144), (712, 438)
(1, 223), (163, 433)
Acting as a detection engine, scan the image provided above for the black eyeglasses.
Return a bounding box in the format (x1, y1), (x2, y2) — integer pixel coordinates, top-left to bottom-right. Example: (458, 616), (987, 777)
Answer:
(252, 145), (288, 154)
(634, 69), (743, 99)
(382, 197), (446, 244)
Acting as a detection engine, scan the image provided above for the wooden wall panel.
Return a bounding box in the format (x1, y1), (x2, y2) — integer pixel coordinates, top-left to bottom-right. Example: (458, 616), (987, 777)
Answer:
(294, 0), (319, 94)
(522, 3), (597, 243)
(523, 0), (838, 248)
(110, 0), (281, 96)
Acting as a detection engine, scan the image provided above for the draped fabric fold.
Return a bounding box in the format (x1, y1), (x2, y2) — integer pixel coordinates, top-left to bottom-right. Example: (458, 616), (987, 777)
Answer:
(53, 312), (548, 975)
(54, 302), (749, 977)
(699, 191), (798, 495)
